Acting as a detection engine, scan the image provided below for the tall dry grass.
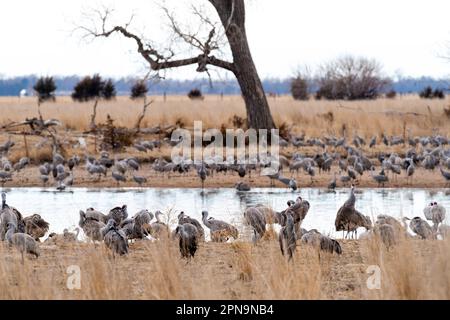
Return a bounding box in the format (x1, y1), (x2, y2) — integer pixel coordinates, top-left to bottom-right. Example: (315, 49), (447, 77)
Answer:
(1, 235), (449, 300)
(1, 95), (449, 138)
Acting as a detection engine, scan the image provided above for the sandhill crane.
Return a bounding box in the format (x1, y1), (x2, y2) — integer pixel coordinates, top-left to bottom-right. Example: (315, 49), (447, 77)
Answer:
(178, 212), (205, 241)
(423, 202), (446, 232)
(243, 207), (266, 243)
(373, 217), (399, 249)
(347, 167), (357, 180)
(46, 228), (80, 244)
(237, 164), (246, 179)
(0, 139), (15, 154)
(406, 160), (415, 185)
(101, 219), (129, 257)
(1, 192), (26, 240)
(5, 223), (40, 262)
(278, 213), (296, 261)
(197, 162), (208, 189)
(40, 175), (49, 186)
(404, 217), (434, 239)
(202, 210), (238, 242)
(13, 157), (30, 172)
(371, 167), (389, 187)
(127, 158), (140, 171)
(328, 172), (337, 190)
(133, 175), (147, 187)
(121, 209), (153, 240)
(149, 211), (169, 239)
(376, 214), (406, 236)
(277, 175), (298, 191)
(252, 205), (279, 225)
(301, 229), (342, 255)
(85, 208), (108, 223)
(78, 210), (106, 242)
(369, 136), (377, 148)
(23, 214), (49, 241)
(285, 196), (310, 235)
(107, 205), (128, 225)
(335, 185), (372, 239)
(440, 167), (450, 186)
(235, 182), (251, 191)
(175, 223), (198, 260)
(112, 171), (126, 186)
(339, 171), (351, 186)
(306, 165), (315, 184)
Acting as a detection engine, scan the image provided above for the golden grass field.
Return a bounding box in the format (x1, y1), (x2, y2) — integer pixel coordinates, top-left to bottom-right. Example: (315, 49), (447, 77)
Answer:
(0, 95), (449, 136)
(1, 236), (450, 300)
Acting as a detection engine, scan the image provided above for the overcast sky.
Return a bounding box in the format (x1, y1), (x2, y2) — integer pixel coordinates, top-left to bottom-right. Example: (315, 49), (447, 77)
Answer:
(0, 0), (449, 80)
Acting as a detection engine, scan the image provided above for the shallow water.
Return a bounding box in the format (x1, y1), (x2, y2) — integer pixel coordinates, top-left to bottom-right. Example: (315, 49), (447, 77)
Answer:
(2, 187), (449, 239)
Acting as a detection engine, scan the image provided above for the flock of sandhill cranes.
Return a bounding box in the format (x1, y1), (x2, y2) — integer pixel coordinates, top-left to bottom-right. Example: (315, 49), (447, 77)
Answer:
(0, 185), (447, 262)
(2, 130), (450, 190)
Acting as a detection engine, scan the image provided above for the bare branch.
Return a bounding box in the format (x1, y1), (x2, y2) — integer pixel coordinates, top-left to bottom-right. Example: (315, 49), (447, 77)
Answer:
(78, 8), (235, 74)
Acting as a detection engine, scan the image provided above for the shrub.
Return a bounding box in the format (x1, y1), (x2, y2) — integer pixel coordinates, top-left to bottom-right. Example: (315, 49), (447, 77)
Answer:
(188, 89), (204, 100)
(291, 77), (309, 100)
(419, 86), (434, 99)
(72, 74), (115, 102)
(33, 76), (56, 102)
(386, 90), (397, 99)
(419, 86), (445, 99)
(433, 88), (445, 99)
(130, 81), (148, 99)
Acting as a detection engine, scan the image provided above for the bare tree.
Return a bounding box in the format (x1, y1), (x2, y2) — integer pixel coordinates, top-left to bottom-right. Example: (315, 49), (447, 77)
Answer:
(316, 56), (390, 100)
(79, 1), (276, 130)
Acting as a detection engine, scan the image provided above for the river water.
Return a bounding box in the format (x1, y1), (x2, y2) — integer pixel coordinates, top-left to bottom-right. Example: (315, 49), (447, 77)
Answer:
(1, 187), (449, 239)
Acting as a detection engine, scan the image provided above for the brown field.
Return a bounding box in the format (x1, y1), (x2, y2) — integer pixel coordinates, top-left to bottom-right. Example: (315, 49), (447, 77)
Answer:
(1, 95), (450, 188)
(1, 236), (449, 300)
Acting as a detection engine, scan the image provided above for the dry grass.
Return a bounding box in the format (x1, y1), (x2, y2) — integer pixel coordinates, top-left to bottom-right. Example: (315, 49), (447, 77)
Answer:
(1, 236), (449, 300)
(1, 95), (449, 137)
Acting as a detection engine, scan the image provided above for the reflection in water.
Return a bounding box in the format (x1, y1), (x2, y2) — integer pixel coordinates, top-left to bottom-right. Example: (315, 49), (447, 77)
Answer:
(1, 187), (449, 238)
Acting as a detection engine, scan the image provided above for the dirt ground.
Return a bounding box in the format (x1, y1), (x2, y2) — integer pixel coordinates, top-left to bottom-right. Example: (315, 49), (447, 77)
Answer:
(2, 163), (450, 190)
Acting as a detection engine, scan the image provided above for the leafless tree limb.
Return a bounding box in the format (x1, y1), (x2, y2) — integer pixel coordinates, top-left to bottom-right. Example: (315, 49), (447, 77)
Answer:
(78, 8), (235, 75)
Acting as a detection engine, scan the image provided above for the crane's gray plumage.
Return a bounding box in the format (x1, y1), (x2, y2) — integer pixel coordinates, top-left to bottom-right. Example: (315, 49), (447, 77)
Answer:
(202, 210), (238, 242)
(78, 210), (106, 241)
(243, 207), (266, 243)
(335, 185), (372, 238)
(278, 213), (296, 261)
(24, 214), (49, 241)
(107, 205), (128, 225)
(406, 217), (434, 239)
(121, 209), (153, 240)
(178, 211), (205, 241)
(0, 193), (25, 240)
(101, 219), (129, 256)
(149, 210), (169, 239)
(175, 223), (198, 259)
(424, 202), (446, 232)
(5, 222), (40, 261)
(301, 229), (342, 255)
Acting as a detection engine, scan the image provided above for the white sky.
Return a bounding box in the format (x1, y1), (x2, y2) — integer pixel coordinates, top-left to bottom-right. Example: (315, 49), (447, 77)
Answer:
(0, 0), (449, 79)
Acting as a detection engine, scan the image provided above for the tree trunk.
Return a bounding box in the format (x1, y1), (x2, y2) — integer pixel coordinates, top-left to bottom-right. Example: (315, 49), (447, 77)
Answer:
(210, 0), (276, 130)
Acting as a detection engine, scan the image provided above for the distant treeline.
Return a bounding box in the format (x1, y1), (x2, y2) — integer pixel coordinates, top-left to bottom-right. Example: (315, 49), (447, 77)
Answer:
(0, 75), (449, 96)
